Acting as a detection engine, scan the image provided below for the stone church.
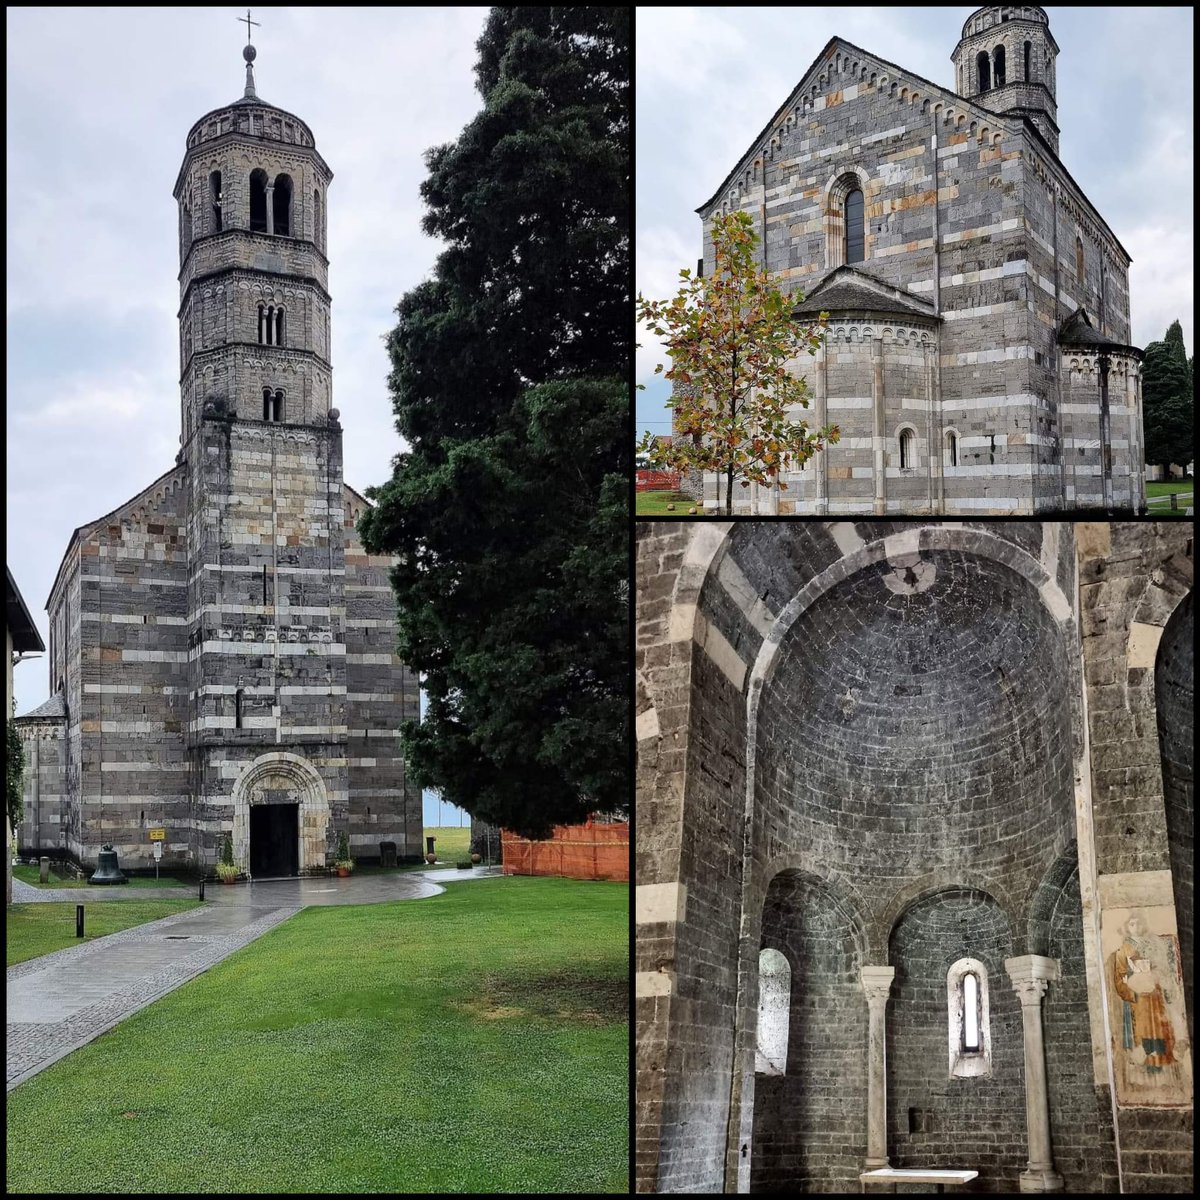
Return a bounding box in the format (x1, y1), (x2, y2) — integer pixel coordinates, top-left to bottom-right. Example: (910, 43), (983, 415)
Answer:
(636, 521), (1193, 1193)
(688, 6), (1145, 515)
(16, 42), (422, 877)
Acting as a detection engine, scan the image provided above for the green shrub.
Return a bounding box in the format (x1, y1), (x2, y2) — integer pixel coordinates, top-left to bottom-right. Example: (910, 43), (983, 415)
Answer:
(220, 832), (234, 867)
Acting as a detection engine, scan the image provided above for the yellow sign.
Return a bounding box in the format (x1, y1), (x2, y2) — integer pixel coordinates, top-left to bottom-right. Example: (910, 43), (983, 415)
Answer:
(148, 828), (166, 842)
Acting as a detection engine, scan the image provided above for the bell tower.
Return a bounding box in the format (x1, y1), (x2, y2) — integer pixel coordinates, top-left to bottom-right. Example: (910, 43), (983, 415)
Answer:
(952, 5), (1059, 155)
(173, 38), (334, 448)
(176, 28), (350, 871)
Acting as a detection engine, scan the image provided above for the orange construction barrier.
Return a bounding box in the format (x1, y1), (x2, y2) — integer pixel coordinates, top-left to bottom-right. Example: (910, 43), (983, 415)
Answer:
(501, 819), (629, 882)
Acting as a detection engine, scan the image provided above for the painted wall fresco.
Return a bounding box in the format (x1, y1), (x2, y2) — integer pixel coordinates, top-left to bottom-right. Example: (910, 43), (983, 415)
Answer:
(1103, 907), (1192, 1106)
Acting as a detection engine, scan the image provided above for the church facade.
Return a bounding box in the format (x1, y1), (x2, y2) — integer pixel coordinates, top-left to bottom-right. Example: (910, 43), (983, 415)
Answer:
(689, 6), (1144, 515)
(16, 44), (422, 876)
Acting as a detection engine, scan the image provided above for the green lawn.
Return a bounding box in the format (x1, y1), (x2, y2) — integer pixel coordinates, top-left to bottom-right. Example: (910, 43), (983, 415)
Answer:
(425, 824), (471, 861)
(11, 864), (187, 890)
(635, 489), (707, 516)
(6, 900), (199, 967)
(6, 876), (628, 1194)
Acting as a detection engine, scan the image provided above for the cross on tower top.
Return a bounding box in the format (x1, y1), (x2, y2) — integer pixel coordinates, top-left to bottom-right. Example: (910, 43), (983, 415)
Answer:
(240, 8), (260, 43)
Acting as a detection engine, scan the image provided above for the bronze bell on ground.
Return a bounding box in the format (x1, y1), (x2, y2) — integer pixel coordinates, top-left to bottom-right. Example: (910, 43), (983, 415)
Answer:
(89, 843), (128, 885)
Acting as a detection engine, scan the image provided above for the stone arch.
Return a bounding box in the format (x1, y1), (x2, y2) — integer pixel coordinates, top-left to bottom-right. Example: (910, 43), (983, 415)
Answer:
(230, 751), (331, 874)
(1025, 838), (1080, 955)
(883, 879), (1019, 960)
(824, 166), (872, 269)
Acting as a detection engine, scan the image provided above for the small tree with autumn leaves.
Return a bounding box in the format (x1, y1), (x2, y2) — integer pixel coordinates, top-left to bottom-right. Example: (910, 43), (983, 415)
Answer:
(637, 210), (837, 514)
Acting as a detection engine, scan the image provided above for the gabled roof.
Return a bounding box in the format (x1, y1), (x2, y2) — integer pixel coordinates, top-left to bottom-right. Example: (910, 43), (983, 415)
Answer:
(6, 567), (45, 653)
(792, 265), (938, 321)
(696, 35), (1131, 263)
(1058, 309), (1143, 357)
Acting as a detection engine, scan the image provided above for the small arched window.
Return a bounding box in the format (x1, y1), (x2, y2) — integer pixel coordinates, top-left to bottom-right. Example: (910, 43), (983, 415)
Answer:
(756, 948), (791, 1075)
(1075, 236), (1085, 286)
(273, 173), (293, 237)
(945, 430), (958, 468)
(977, 50), (991, 92)
(947, 957), (992, 1077)
(1024, 40), (1032, 82)
(210, 171), (223, 233)
(899, 427), (915, 470)
(844, 188), (865, 265)
(249, 168), (269, 233)
(993, 44), (1006, 88)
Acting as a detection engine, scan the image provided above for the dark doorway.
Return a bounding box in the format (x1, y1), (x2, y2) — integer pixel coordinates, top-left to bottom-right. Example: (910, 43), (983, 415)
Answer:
(250, 803), (299, 877)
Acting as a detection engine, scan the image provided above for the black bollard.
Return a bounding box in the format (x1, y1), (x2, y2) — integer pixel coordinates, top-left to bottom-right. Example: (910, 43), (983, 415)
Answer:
(199, 878), (206, 903)
(76, 904), (85, 938)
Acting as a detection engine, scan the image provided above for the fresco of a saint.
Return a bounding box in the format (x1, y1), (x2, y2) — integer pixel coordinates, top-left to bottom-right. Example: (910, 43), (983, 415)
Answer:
(1111, 911), (1176, 1070)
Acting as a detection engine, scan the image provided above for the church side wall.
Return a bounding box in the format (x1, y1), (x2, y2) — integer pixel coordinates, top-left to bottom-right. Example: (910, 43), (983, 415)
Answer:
(343, 491), (422, 863)
(76, 471), (190, 871)
(17, 719), (67, 854)
(1023, 156), (1137, 510)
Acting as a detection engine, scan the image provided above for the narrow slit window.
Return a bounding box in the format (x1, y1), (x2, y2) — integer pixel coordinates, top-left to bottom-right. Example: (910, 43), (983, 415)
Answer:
(262, 564), (268, 604)
(947, 431), (958, 467)
(263, 387), (272, 421)
(235, 688), (244, 730)
(210, 171), (222, 233)
(756, 948), (791, 1075)
(844, 188), (865, 264)
(275, 308), (284, 347)
(963, 973), (980, 1050)
(1024, 40), (1032, 81)
(900, 428), (914, 469)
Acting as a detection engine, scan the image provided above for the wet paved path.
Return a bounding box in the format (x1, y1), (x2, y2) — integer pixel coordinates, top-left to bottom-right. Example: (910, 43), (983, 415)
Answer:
(6, 866), (501, 1091)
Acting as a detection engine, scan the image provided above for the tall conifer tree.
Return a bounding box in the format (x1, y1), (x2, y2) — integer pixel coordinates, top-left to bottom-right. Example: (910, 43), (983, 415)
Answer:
(1142, 319), (1193, 471)
(360, 8), (629, 837)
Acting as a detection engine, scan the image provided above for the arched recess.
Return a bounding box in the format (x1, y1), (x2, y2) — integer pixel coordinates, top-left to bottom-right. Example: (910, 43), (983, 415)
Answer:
(750, 869), (867, 1192)
(887, 888), (1021, 1189)
(1156, 591), (1193, 1046)
(823, 166), (872, 269)
(273, 172), (293, 236)
(230, 751), (330, 874)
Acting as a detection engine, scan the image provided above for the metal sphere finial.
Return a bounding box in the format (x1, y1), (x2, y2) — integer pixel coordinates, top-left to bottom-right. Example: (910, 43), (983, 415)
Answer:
(243, 43), (257, 63)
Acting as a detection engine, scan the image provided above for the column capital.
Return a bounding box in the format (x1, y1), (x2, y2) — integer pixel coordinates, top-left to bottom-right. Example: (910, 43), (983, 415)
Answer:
(861, 964), (895, 1006)
(1005, 955), (1060, 1005)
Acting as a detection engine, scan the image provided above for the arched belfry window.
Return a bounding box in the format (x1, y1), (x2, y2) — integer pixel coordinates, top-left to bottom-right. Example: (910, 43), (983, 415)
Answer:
(947, 957), (992, 1077)
(273, 173), (293, 237)
(844, 189), (865, 265)
(993, 44), (1006, 88)
(1024, 40), (1032, 82)
(249, 169), (269, 233)
(263, 387), (283, 422)
(210, 171), (223, 233)
(977, 50), (991, 92)
(756, 948), (791, 1075)
(275, 307), (284, 346)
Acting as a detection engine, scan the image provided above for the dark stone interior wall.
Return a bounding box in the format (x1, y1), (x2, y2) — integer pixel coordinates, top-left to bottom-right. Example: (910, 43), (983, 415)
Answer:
(1043, 869), (1119, 1192)
(752, 873), (866, 1193)
(657, 644), (747, 1191)
(1156, 592), (1193, 1047)
(887, 890), (1024, 1193)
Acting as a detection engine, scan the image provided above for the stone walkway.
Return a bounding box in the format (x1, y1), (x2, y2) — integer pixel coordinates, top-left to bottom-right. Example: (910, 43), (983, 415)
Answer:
(6, 866), (501, 1091)
(11, 877), (194, 903)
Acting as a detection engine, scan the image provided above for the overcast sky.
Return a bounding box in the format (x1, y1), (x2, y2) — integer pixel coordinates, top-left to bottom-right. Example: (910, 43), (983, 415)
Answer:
(6, 7), (490, 822)
(636, 5), (1195, 438)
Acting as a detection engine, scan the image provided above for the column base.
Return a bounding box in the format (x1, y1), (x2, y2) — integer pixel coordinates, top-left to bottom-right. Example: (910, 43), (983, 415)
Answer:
(1019, 1167), (1064, 1192)
(864, 1157), (891, 1171)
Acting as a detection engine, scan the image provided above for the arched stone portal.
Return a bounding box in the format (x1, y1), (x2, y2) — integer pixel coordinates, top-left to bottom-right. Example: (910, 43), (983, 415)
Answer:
(231, 752), (331, 877)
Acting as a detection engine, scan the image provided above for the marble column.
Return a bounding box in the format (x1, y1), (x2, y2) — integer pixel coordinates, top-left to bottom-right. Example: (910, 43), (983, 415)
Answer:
(265, 184), (275, 235)
(861, 965), (895, 1170)
(1004, 955), (1064, 1193)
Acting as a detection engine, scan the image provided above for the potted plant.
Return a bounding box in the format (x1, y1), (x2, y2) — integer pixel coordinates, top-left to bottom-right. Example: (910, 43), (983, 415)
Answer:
(335, 830), (353, 878)
(217, 832), (238, 884)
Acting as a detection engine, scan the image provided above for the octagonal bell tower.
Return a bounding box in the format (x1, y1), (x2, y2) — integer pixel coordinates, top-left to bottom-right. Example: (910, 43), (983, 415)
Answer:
(952, 5), (1059, 154)
(173, 40), (334, 446)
